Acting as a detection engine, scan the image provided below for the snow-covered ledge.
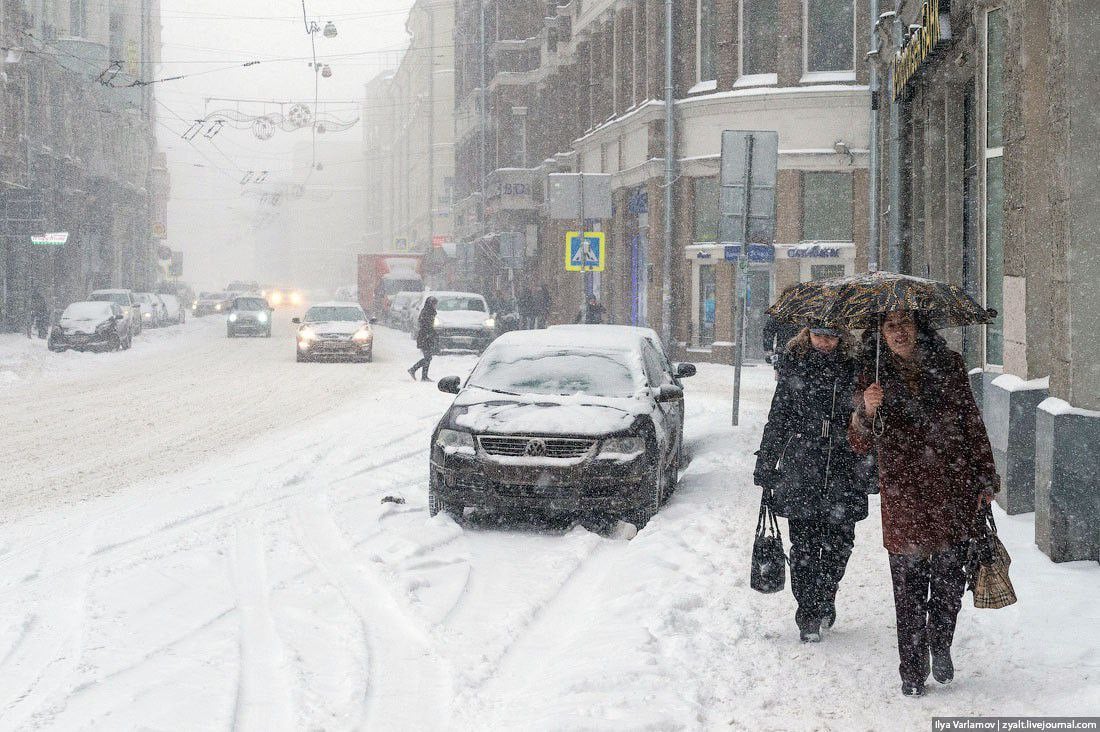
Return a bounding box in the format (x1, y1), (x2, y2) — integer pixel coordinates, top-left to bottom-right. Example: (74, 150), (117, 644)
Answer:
(1035, 397), (1100, 564)
(986, 374), (1050, 515)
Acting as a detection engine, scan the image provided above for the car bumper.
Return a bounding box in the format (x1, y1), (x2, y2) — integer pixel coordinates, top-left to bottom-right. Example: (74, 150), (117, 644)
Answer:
(228, 321), (269, 334)
(299, 339), (372, 359)
(437, 329), (494, 351)
(52, 333), (113, 349)
(430, 450), (649, 512)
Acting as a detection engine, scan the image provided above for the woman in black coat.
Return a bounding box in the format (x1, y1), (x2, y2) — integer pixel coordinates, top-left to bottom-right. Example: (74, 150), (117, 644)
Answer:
(408, 296), (438, 381)
(754, 324), (869, 642)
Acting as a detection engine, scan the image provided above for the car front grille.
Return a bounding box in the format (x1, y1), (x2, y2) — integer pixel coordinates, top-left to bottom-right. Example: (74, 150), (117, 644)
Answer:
(439, 327), (484, 338)
(317, 333), (351, 340)
(478, 436), (597, 459)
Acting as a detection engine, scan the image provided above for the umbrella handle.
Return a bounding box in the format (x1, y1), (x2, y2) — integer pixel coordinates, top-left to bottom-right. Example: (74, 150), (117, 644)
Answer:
(872, 320), (885, 436)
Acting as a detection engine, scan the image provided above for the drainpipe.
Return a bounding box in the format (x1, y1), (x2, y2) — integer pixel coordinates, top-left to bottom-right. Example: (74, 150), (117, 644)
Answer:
(868, 0), (880, 272)
(660, 0), (674, 349)
(887, 19), (903, 273)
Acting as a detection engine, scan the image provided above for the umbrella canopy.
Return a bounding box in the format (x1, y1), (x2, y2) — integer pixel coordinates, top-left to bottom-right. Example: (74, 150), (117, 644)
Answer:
(766, 271), (996, 330)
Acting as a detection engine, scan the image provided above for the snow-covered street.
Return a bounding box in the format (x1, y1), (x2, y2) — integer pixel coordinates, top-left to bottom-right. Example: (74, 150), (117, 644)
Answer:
(1, 318), (1098, 730)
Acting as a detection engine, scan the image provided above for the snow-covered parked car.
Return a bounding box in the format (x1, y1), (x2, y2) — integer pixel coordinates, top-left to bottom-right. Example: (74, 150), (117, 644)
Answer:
(416, 291), (495, 353)
(226, 295), (272, 338)
(88, 288), (142, 336)
(156, 293), (186, 325)
(429, 328), (696, 528)
(48, 301), (131, 352)
(292, 301), (375, 362)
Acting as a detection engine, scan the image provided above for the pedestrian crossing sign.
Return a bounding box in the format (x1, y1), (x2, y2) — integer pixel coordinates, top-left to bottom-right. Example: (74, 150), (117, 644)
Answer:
(565, 231), (605, 272)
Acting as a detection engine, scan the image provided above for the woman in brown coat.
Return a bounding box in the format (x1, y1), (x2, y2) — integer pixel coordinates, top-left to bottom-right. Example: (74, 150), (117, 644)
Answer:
(850, 311), (999, 698)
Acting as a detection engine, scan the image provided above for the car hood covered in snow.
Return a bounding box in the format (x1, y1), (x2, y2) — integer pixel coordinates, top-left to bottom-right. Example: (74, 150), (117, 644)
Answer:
(59, 317), (109, 335)
(436, 310), (489, 329)
(449, 387), (644, 436)
(302, 320), (366, 335)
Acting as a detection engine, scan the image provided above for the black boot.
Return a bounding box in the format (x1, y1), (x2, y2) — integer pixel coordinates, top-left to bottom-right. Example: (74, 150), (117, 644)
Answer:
(901, 681), (925, 697)
(408, 366), (418, 380)
(931, 649), (954, 685)
(820, 604), (836, 632)
(420, 374), (433, 382)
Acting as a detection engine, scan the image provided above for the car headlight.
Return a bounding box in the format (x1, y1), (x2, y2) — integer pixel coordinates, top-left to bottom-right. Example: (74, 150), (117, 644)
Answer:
(228, 313), (238, 322)
(290, 292), (302, 305)
(270, 292), (283, 305)
(298, 327), (316, 341)
(353, 328), (372, 341)
(215, 303), (222, 311)
(192, 300), (198, 308)
(434, 317), (441, 328)
(599, 436), (645, 457)
(483, 317), (495, 329)
(257, 312), (269, 323)
(436, 429), (475, 454)
(143, 312), (151, 319)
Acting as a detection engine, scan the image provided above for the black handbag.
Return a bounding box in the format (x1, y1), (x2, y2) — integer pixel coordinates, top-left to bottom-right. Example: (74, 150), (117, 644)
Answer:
(750, 493), (787, 594)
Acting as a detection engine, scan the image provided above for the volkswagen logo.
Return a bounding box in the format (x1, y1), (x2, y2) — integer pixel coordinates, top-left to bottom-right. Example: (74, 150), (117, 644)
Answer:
(524, 438), (547, 457)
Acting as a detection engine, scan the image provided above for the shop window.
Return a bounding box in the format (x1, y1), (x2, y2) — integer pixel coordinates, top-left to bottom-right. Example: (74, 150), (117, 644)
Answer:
(741, 0), (778, 78)
(811, 264), (846, 280)
(697, 264), (717, 346)
(693, 177), (720, 243)
(801, 172), (853, 241)
(697, 0), (718, 82)
(804, 0), (855, 74)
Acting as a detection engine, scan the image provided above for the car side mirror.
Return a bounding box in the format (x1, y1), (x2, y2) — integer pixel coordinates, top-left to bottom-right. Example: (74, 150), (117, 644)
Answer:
(369, 317), (378, 324)
(437, 376), (462, 394)
(291, 317), (301, 324)
(655, 384), (684, 403)
(674, 362), (697, 378)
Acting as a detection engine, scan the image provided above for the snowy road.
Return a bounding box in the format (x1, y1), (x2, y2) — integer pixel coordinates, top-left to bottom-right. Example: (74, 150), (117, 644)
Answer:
(1, 319), (1098, 730)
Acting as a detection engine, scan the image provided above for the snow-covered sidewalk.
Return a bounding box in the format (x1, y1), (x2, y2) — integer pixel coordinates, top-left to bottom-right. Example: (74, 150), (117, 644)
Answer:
(0, 325), (1096, 730)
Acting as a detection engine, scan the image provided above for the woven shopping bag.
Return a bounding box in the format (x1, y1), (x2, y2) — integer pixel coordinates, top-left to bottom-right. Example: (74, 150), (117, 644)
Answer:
(750, 494), (787, 594)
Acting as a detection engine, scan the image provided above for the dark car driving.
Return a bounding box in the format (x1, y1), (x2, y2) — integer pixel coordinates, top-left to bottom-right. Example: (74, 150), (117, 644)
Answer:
(48, 301), (131, 352)
(227, 295), (273, 337)
(429, 329), (695, 529)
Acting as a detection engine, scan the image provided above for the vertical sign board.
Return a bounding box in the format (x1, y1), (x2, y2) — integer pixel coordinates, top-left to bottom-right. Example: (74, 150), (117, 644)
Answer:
(719, 130), (779, 426)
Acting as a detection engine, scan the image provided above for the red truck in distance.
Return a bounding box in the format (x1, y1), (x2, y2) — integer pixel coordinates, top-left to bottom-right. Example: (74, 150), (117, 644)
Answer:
(357, 253), (424, 318)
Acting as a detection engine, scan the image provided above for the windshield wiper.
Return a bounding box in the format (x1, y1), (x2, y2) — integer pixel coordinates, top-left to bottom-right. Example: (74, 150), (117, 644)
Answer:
(472, 386), (520, 397)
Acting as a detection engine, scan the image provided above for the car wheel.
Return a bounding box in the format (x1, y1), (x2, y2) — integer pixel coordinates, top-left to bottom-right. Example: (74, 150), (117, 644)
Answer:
(627, 460), (665, 530)
(108, 333), (121, 352)
(265, 328), (271, 338)
(364, 347), (373, 363)
(123, 333), (132, 350)
(428, 479), (463, 520)
(296, 350), (306, 362)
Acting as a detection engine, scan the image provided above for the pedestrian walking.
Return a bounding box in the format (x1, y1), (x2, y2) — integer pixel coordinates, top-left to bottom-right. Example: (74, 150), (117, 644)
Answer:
(535, 284), (551, 328)
(850, 310), (999, 698)
(31, 290), (50, 339)
(517, 286), (535, 329)
(754, 323), (868, 643)
(408, 296), (438, 382)
(575, 295), (606, 324)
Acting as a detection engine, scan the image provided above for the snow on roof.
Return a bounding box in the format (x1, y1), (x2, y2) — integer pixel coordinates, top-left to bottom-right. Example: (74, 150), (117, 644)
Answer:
(1038, 397), (1100, 419)
(306, 301), (364, 309)
(423, 291), (486, 299)
(90, 288), (132, 294)
(488, 327), (648, 354)
(549, 324), (662, 347)
(991, 374), (1051, 392)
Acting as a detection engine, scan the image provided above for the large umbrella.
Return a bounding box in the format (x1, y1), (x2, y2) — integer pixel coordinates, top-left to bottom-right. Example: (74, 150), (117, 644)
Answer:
(766, 271), (997, 379)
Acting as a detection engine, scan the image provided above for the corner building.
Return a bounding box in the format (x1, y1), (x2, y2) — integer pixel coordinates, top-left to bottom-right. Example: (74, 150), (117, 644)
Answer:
(453, 0), (872, 360)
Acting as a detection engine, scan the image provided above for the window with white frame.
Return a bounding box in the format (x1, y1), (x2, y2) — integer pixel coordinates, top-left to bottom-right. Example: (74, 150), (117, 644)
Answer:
(741, 0), (778, 78)
(697, 0), (718, 82)
(802, 172), (853, 241)
(984, 7), (1006, 366)
(804, 0), (855, 75)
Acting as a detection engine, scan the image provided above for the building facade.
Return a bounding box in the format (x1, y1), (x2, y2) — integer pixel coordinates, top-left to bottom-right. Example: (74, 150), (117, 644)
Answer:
(870, 0), (1098, 562)
(361, 0), (455, 269)
(453, 0), (872, 360)
(0, 0), (167, 329)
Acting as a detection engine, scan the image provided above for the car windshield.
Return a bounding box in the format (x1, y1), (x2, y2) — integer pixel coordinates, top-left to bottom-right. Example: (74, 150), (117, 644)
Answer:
(203, 292), (230, 301)
(234, 298), (267, 311)
(90, 292), (129, 306)
(62, 302), (113, 321)
(467, 346), (641, 398)
(304, 306), (363, 322)
(435, 296), (485, 312)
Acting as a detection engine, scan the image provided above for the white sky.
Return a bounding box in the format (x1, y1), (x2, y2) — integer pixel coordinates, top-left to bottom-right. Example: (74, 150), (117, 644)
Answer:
(155, 0), (416, 290)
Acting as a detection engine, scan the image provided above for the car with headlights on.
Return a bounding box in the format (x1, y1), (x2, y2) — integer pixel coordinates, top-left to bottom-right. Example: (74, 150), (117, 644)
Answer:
(265, 286), (304, 308)
(48, 301), (131, 352)
(192, 291), (233, 317)
(416, 291), (495, 353)
(429, 329), (696, 529)
(157, 293), (186, 325)
(134, 292), (166, 328)
(292, 301), (375, 362)
(226, 295), (273, 337)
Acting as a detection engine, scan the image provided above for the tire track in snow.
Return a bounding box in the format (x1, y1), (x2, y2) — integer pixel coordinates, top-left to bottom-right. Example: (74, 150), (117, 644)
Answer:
(229, 519), (296, 732)
(292, 493), (452, 730)
(0, 524), (94, 730)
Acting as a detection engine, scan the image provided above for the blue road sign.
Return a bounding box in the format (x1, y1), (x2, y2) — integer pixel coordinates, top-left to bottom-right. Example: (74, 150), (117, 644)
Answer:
(565, 231), (605, 272)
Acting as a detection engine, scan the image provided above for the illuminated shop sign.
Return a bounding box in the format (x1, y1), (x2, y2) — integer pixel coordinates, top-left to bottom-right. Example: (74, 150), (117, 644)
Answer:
(891, 0), (951, 100)
(788, 245), (841, 258)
